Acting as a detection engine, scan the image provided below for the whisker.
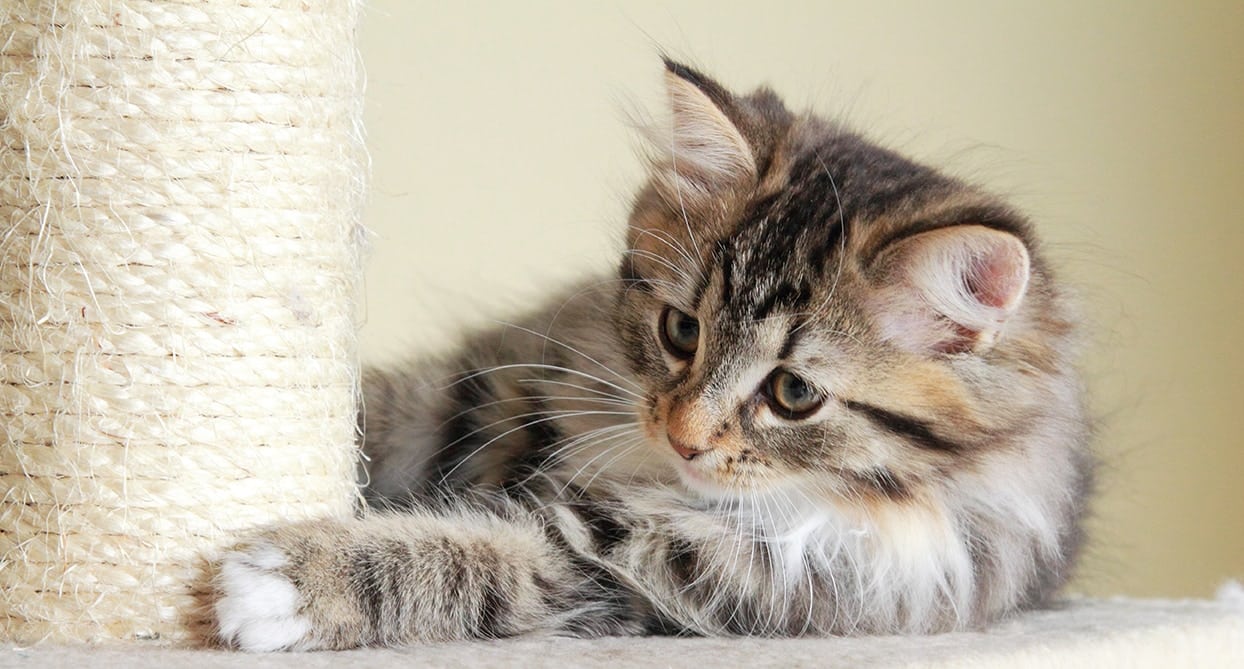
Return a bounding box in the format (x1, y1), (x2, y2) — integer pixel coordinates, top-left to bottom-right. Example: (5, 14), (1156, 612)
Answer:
(516, 377), (636, 405)
(556, 438), (644, 497)
(433, 410), (635, 484)
(578, 441), (646, 491)
(633, 226), (699, 272)
(441, 363), (645, 401)
(529, 277), (634, 374)
(623, 247), (697, 286)
(622, 450), (657, 489)
(490, 321), (646, 393)
(434, 394), (634, 430)
(538, 425), (640, 471)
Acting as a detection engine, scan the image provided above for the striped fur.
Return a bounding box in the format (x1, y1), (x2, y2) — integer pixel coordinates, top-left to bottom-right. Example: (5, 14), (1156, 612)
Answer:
(213, 60), (1093, 651)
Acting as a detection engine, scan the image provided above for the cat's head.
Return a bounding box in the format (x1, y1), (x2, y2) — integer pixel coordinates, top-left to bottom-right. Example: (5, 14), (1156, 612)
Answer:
(616, 60), (1084, 512)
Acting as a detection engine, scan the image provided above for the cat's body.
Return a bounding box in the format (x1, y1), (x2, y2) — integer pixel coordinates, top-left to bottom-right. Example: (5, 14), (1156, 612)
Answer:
(213, 61), (1093, 651)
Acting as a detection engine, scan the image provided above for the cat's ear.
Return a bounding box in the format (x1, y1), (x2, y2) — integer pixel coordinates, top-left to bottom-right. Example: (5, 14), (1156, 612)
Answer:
(870, 225), (1031, 354)
(656, 59), (757, 195)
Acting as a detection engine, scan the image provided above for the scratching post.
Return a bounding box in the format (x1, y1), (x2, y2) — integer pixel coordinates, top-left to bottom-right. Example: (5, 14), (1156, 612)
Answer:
(1, 0), (365, 643)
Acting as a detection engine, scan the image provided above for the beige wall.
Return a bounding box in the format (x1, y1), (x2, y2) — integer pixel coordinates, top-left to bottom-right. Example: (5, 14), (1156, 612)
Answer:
(358, 1), (1244, 598)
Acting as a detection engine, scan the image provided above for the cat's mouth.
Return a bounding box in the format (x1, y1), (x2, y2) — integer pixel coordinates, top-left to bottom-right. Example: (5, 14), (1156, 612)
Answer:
(675, 461), (732, 499)
(668, 446), (751, 499)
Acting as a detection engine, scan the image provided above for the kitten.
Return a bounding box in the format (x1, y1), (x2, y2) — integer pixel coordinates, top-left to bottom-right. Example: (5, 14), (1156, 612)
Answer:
(213, 60), (1093, 651)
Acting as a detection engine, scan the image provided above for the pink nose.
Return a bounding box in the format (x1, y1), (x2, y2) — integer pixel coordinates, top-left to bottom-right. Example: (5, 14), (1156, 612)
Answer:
(669, 437), (709, 461)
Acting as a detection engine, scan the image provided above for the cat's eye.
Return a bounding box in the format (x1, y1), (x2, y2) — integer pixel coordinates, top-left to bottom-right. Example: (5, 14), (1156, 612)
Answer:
(767, 370), (824, 419)
(659, 306), (700, 358)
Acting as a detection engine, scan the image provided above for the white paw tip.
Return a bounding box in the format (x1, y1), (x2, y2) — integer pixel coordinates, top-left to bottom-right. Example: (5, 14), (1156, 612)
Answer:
(215, 541), (315, 652)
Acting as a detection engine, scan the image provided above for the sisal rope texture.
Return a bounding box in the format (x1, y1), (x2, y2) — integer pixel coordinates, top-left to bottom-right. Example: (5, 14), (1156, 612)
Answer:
(1, 0), (366, 644)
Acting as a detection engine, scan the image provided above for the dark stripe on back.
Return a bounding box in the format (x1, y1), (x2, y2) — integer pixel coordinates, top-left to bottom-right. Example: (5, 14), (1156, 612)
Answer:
(563, 486), (631, 554)
(844, 400), (965, 454)
(523, 396), (562, 449)
(500, 395), (566, 491)
(430, 371), (493, 484)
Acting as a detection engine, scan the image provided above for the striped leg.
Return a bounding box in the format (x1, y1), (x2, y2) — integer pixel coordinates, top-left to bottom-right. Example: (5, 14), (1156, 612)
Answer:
(214, 509), (600, 651)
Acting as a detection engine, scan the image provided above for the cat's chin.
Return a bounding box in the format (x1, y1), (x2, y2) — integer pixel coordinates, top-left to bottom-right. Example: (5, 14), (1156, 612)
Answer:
(670, 460), (725, 498)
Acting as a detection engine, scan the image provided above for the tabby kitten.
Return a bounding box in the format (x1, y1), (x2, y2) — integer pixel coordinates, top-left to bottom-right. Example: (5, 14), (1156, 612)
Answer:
(213, 60), (1093, 651)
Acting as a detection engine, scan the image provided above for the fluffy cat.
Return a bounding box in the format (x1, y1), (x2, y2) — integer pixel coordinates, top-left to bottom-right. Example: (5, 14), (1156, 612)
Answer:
(213, 60), (1093, 651)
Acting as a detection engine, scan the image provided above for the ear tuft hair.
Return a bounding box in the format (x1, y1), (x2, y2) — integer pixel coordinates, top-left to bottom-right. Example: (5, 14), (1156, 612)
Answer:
(653, 59), (757, 198)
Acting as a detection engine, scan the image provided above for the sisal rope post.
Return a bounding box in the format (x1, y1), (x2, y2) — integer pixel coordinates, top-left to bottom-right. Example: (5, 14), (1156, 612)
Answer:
(1, 0), (366, 643)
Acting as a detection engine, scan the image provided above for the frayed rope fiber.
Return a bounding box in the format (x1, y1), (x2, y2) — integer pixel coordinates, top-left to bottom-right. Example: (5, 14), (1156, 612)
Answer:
(1, 0), (366, 643)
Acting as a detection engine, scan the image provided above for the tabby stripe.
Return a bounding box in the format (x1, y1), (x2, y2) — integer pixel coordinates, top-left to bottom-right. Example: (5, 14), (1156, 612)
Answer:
(476, 561), (512, 639)
(752, 280), (810, 320)
(349, 544), (395, 635)
(666, 537), (701, 589)
(718, 244), (734, 306)
(844, 400), (965, 454)
(778, 317), (806, 360)
(537, 514), (639, 636)
(563, 486), (631, 554)
(524, 396), (563, 449)
(431, 372), (492, 483)
(805, 211), (845, 270)
(853, 467), (911, 500)
(687, 254), (714, 312)
(437, 537), (470, 605)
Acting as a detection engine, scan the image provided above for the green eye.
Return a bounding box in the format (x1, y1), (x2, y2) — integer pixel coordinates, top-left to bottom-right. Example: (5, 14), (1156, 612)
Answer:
(660, 306), (699, 358)
(768, 370), (823, 418)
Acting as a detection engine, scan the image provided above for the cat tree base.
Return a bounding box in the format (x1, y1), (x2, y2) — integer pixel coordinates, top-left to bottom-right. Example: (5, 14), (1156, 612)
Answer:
(7, 595), (1242, 668)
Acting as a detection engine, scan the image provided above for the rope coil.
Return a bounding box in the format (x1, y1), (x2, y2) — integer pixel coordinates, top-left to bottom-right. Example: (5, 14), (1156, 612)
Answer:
(1, 0), (365, 643)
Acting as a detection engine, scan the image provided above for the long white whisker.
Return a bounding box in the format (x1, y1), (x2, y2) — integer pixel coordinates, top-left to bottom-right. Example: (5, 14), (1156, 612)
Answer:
(434, 410), (634, 484)
(442, 363), (645, 400)
(513, 426), (640, 489)
(491, 321), (646, 392)
(633, 226), (698, 271)
(517, 378), (635, 405)
(624, 247), (697, 285)
(534, 279), (624, 373)
(435, 394), (633, 431)
(539, 425), (639, 469)
(557, 438), (644, 497)
(578, 441), (646, 491)
(756, 489), (784, 634)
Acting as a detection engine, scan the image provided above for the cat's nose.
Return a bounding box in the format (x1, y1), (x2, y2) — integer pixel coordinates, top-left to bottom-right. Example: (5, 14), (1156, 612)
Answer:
(668, 436), (710, 461)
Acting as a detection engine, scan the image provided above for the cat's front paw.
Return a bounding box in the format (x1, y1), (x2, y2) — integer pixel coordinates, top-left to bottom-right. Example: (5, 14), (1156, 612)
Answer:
(214, 540), (318, 652)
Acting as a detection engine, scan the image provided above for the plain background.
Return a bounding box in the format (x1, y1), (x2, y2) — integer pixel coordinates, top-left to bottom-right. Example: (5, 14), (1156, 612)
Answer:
(356, 1), (1243, 598)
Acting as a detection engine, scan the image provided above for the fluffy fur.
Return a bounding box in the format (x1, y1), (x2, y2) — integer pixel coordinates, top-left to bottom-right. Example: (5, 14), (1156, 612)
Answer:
(213, 60), (1093, 651)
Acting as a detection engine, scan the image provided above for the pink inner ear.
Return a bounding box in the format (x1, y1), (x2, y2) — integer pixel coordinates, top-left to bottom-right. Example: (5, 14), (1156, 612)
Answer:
(871, 225), (1031, 355)
(966, 238), (1029, 311)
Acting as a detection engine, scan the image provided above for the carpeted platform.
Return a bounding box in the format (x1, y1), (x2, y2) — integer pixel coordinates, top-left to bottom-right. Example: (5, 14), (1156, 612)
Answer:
(5, 594), (1243, 668)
